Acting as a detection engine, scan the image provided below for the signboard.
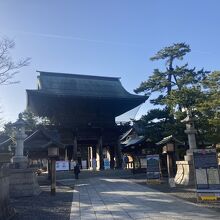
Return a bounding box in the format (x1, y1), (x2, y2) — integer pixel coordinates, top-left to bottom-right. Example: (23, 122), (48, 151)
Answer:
(70, 161), (76, 170)
(146, 154), (160, 182)
(140, 158), (147, 168)
(163, 143), (174, 153)
(104, 158), (110, 170)
(82, 160), (87, 169)
(48, 147), (59, 157)
(56, 161), (69, 171)
(193, 149), (220, 201)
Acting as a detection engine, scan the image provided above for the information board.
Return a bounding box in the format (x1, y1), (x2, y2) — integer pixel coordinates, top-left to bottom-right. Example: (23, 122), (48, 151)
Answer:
(140, 158), (147, 168)
(70, 161), (76, 170)
(104, 158), (110, 170)
(56, 161), (69, 171)
(193, 149), (220, 201)
(82, 160), (87, 169)
(146, 155), (160, 181)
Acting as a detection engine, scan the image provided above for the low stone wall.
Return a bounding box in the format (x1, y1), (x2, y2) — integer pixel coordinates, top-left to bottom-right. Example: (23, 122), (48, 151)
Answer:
(0, 168), (12, 220)
(10, 168), (41, 197)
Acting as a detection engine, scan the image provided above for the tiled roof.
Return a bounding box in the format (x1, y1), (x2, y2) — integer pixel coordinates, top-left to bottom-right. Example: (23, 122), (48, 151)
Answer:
(27, 71), (147, 100)
(156, 135), (184, 145)
(122, 136), (145, 147)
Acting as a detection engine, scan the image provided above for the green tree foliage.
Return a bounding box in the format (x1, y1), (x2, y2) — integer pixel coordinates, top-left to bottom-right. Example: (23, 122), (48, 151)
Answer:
(2, 109), (53, 136)
(2, 110), (38, 136)
(197, 71), (220, 143)
(135, 43), (219, 144)
(200, 71), (220, 125)
(19, 109), (53, 134)
(135, 43), (208, 106)
(133, 109), (186, 143)
(20, 109), (39, 134)
(165, 71), (220, 144)
(2, 121), (14, 136)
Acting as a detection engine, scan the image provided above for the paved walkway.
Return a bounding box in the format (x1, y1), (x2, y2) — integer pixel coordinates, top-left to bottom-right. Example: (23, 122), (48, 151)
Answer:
(69, 177), (220, 220)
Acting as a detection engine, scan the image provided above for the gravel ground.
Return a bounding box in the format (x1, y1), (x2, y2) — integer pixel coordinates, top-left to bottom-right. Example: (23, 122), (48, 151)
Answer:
(10, 180), (73, 220)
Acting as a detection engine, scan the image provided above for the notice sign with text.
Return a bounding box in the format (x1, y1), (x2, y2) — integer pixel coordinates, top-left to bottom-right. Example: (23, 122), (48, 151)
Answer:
(193, 149), (220, 201)
(104, 158), (110, 170)
(56, 161), (69, 171)
(146, 154), (160, 182)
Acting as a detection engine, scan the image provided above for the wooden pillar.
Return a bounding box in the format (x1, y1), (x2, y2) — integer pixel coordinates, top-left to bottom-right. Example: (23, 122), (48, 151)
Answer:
(92, 145), (96, 158)
(88, 146), (93, 169)
(98, 136), (104, 170)
(109, 146), (115, 169)
(115, 140), (122, 169)
(106, 147), (110, 161)
(92, 146), (97, 170)
(167, 152), (174, 178)
(87, 147), (90, 169)
(48, 159), (51, 180)
(64, 148), (68, 161)
(51, 158), (56, 195)
(166, 143), (175, 179)
(73, 136), (77, 161)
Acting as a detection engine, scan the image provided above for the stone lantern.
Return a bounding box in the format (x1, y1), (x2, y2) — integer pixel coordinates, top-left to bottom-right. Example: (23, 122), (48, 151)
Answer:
(174, 109), (197, 186)
(9, 114), (41, 197)
(11, 113), (28, 168)
(48, 146), (59, 195)
(181, 110), (197, 161)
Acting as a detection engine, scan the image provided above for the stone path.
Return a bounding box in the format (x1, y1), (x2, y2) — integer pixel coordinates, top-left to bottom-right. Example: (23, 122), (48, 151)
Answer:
(69, 177), (220, 220)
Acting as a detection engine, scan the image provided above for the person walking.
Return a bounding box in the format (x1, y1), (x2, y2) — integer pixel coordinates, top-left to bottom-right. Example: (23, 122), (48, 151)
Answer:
(74, 163), (80, 179)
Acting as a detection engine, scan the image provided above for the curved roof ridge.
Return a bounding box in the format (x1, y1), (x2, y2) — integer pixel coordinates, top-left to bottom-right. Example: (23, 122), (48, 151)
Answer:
(26, 70), (148, 119)
(34, 71), (147, 100)
(37, 70), (121, 81)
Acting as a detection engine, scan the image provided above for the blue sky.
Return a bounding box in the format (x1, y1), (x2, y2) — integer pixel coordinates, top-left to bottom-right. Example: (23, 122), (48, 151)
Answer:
(0, 0), (220, 124)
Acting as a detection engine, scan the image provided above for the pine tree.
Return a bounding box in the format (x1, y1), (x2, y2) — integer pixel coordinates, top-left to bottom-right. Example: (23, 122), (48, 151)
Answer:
(135, 43), (209, 107)
(134, 43), (218, 145)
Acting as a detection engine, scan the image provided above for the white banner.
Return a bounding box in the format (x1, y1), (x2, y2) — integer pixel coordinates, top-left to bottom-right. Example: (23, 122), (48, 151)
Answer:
(56, 161), (69, 171)
(82, 160), (87, 169)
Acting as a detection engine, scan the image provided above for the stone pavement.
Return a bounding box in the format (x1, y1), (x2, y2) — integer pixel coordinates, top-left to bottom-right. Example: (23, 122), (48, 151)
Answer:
(10, 170), (220, 220)
(69, 177), (220, 220)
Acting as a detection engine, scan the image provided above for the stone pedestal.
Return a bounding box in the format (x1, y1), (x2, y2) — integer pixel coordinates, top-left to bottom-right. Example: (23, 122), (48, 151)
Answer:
(11, 156), (28, 169)
(0, 153), (12, 165)
(184, 149), (194, 161)
(174, 160), (195, 186)
(0, 168), (15, 220)
(175, 110), (197, 186)
(9, 114), (41, 197)
(9, 168), (41, 198)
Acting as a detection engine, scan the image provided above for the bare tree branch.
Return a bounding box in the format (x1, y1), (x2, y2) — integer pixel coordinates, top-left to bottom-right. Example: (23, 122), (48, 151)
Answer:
(0, 37), (31, 85)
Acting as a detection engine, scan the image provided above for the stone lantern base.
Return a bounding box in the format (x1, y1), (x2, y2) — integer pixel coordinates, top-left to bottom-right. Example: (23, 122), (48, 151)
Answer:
(174, 149), (196, 186)
(174, 160), (195, 186)
(0, 168), (15, 220)
(9, 168), (41, 198)
(11, 156), (28, 169)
